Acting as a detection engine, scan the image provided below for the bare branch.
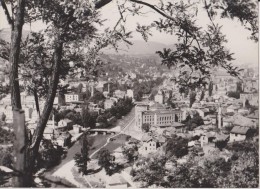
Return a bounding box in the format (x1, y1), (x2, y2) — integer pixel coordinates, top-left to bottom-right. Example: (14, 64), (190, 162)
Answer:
(0, 0), (14, 28)
(94, 0), (113, 9)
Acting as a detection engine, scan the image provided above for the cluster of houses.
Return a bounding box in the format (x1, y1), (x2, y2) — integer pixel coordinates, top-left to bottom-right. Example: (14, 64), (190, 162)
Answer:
(115, 69), (259, 161)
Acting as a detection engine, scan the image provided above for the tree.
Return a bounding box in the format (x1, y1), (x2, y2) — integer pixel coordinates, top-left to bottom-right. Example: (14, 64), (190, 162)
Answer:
(236, 81), (243, 93)
(37, 139), (66, 169)
(1, 0), (257, 186)
(77, 83), (83, 94)
(245, 99), (250, 109)
(97, 148), (117, 175)
(208, 81), (214, 97)
(227, 91), (240, 99)
(88, 90), (105, 104)
(200, 90), (205, 101)
(1, 0), (125, 185)
(96, 115), (107, 126)
(215, 140), (227, 151)
(74, 134), (90, 175)
(166, 135), (188, 158)
(133, 156), (167, 187)
(183, 113), (204, 131)
(141, 123), (150, 133)
(1, 113), (6, 122)
(81, 107), (97, 128)
(122, 145), (138, 163)
(189, 91), (197, 108)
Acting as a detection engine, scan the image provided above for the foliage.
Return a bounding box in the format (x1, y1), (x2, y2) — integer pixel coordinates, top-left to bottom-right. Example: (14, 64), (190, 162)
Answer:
(0, 127), (14, 144)
(166, 135), (188, 159)
(37, 139), (66, 169)
(74, 134), (90, 175)
(236, 81), (243, 93)
(189, 90), (197, 108)
(133, 77), (164, 101)
(1, 113), (6, 122)
(108, 97), (133, 119)
(96, 115), (107, 125)
(122, 145), (138, 163)
(132, 156), (167, 187)
(141, 123), (150, 133)
(182, 113), (204, 131)
(227, 91), (240, 99)
(0, 146), (13, 169)
(97, 148), (119, 176)
(200, 90), (205, 101)
(208, 81), (214, 97)
(81, 107), (98, 128)
(215, 140), (228, 151)
(88, 90), (105, 104)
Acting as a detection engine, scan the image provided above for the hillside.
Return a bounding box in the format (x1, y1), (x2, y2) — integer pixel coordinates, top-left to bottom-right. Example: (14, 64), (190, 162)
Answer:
(102, 40), (176, 55)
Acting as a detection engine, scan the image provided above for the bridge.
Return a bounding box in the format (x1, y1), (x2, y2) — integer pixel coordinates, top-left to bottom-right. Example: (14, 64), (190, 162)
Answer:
(87, 127), (121, 135)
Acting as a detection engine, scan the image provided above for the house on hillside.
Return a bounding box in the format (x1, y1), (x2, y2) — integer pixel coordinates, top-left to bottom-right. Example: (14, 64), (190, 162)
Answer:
(226, 105), (240, 113)
(229, 126), (250, 142)
(56, 132), (72, 147)
(114, 90), (126, 99)
(104, 98), (117, 109)
(138, 134), (165, 156)
(58, 119), (73, 131)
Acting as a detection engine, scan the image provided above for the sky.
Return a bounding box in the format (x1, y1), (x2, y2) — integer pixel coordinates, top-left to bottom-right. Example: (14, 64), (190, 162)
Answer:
(0, 0), (258, 66)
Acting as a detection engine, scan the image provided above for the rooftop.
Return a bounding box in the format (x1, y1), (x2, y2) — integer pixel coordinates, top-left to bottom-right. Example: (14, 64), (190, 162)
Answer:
(230, 126), (250, 135)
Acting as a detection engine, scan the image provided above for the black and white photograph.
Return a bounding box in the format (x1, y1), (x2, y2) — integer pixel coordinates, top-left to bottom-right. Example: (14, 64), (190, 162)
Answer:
(0, 0), (259, 188)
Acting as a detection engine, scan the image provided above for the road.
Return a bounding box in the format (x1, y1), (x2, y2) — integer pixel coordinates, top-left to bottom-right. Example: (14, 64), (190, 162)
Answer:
(52, 108), (136, 188)
(90, 117), (134, 158)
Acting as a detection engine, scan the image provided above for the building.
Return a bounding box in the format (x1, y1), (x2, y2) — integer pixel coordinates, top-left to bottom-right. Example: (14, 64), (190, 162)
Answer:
(154, 91), (164, 104)
(65, 93), (79, 103)
(56, 132), (72, 147)
(57, 119), (73, 131)
(135, 103), (149, 130)
(226, 104), (240, 113)
(114, 90), (126, 99)
(140, 106), (182, 129)
(135, 103), (183, 131)
(104, 98), (117, 109)
(230, 126), (250, 142)
(138, 134), (164, 156)
(126, 89), (134, 99)
(240, 93), (254, 107)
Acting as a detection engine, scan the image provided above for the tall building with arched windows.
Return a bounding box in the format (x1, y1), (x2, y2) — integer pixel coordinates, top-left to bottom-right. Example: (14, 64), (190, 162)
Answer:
(135, 103), (183, 131)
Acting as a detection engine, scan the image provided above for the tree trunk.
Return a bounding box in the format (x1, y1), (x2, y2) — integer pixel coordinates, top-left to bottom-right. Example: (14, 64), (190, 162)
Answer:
(28, 38), (63, 177)
(9, 0), (25, 110)
(8, 0), (26, 187)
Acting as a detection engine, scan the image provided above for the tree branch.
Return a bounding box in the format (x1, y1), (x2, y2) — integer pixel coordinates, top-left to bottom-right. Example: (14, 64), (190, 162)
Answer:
(94, 0), (113, 9)
(0, 0), (14, 28)
(129, 0), (176, 21)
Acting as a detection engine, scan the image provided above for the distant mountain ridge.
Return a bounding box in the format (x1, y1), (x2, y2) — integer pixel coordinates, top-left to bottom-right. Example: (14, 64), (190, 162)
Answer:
(102, 40), (176, 55)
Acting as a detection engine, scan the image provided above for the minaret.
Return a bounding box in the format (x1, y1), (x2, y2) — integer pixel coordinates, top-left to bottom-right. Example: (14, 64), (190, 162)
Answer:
(53, 112), (55, 130)
(91, 86), (94, 97)
(108, 82), (110, 94)
(218, 105), (222, 129)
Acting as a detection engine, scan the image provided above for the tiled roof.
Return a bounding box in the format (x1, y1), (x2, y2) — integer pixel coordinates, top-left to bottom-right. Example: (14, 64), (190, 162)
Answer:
(230, 126), (249, 135)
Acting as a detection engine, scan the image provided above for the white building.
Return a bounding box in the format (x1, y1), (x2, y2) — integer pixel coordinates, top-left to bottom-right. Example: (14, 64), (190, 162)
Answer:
(126, 89), (134, 99)
(154, 91), (164, 104)
(65, 94), (79, 103)
(104, 98), (117, 109)
(230, 126), (250, 142)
